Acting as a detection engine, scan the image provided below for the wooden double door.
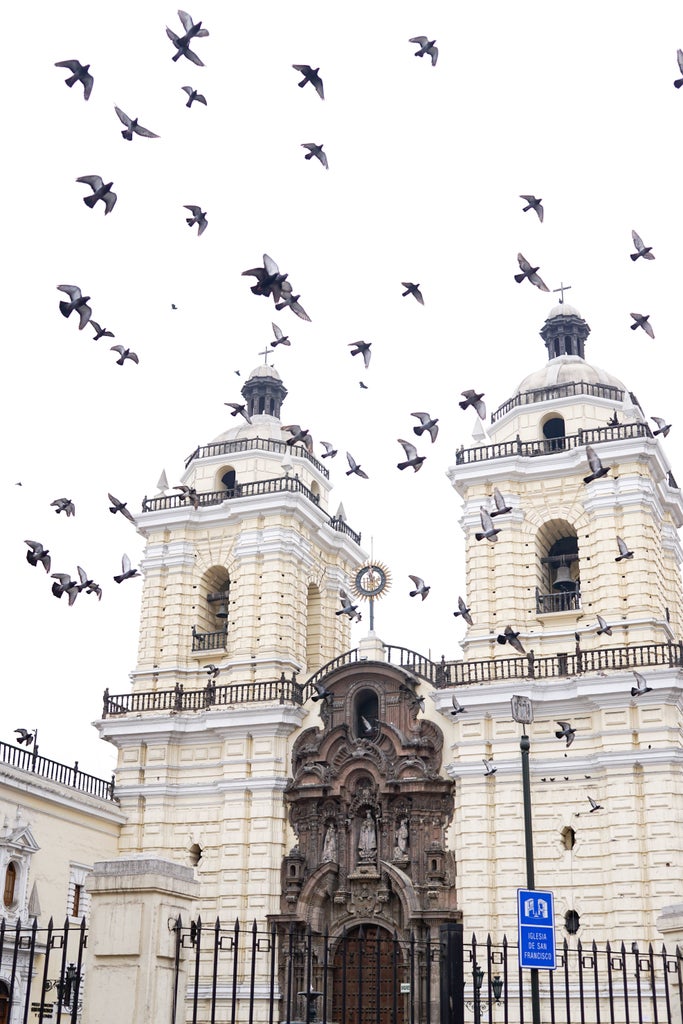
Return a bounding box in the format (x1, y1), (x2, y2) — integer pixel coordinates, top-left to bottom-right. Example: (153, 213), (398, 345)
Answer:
(331, 925), (407, 1024)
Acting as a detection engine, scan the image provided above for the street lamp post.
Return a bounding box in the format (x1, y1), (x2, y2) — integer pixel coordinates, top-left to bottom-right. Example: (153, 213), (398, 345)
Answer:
(511, 696), (541, 1024)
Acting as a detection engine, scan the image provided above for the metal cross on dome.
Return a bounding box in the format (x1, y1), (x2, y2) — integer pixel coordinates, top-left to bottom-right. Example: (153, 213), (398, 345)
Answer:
(552, 282), (572, 304)
(258, 346), (272, 365)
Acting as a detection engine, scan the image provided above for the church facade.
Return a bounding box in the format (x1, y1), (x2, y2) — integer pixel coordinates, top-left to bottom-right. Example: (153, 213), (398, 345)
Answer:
(3, 303), (683, 1019)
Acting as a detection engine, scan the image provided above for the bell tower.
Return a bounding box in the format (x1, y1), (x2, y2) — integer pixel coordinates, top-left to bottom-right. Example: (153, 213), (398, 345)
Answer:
(98, 361), (365, 927)
(448, 303), (683, 659)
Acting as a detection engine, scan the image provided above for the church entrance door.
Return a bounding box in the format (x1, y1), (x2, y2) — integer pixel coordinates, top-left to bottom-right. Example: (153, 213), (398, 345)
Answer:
(331, 925), (406, 1024)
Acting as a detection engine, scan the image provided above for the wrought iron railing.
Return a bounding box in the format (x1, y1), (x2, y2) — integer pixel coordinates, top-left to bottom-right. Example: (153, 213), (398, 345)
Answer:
(535, 589), (581, 613)
(191, 627), (228, 652)
(140, 477), (361, 543)
(101, 674), (304, 718)
(491, 380), (625, 423)
(183, 435), (329, 478)
(0, 741), (115, 801)
(168, 917), (683, 1024)
(0, 917), (87, 1024)
(454, 421), (652, 465)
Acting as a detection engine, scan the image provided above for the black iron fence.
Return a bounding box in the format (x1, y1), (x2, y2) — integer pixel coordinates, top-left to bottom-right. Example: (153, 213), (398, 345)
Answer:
(169, 918), (683, 1024)
(0, 917), (87, 1024)
(183, 435), (329, 478)
(491, 380), (626, 422)
(454, 420), (652, 466)
(102, 673), (304, 717)
(0, 740), (115, 801)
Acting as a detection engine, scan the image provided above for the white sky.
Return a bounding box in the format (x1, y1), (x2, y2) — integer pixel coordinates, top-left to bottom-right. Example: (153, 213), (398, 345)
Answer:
(3, 1), (682, 778)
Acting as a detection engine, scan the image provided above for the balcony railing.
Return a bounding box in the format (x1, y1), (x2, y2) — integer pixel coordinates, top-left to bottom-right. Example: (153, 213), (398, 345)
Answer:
(454, 421), (652, 466)
(102, 641), (683, 718)
(141, 476), (361, 544)
(491, 380), (625, 423)
(535, 589), (581, 613)
(184, 435), (329, 478)
(192, 628), (228, 652)
(0, 741), (116, 801)
(102, 674), (304, 717)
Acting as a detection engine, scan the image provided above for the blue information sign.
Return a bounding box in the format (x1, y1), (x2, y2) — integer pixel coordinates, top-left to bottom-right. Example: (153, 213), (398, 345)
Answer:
(517, 889), (556, 969)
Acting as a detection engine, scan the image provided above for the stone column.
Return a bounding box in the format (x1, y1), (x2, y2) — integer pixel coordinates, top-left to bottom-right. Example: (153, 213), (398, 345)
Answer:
(82, 856), (199, 1024)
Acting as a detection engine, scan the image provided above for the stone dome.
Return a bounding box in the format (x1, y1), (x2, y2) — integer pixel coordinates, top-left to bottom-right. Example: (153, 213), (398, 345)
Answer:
(246, 363), (283, 382)
(514, 355), (626, 395)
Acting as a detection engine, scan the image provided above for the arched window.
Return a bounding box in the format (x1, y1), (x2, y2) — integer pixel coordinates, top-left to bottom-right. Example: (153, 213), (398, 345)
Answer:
(220, 467), (236, 495)
(3, 863), (17, 908)
(192, 567), (230, 652)
(536, 520), (580, 614)
(542, 415), (566, 452)
(355, 690), (379, 738)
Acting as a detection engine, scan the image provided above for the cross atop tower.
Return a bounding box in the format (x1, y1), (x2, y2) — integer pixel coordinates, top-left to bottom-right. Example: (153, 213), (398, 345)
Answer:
(258, 347), (272, 366)
(552, 282), (572, 304)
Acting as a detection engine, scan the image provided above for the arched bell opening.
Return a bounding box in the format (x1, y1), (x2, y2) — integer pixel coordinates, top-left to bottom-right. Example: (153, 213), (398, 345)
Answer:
(536, 521), (580, 614)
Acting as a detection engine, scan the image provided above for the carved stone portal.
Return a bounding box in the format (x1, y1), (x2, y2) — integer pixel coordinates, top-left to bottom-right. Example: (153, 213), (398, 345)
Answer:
(274, 662), (459, 948)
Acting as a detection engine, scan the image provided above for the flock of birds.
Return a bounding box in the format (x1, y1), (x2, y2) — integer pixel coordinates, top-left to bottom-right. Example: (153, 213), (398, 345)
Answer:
(17, 16), (680, 811)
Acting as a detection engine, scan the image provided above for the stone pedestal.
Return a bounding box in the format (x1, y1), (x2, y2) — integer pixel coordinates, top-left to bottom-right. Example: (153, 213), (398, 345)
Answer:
(82, 856), (199, 1024)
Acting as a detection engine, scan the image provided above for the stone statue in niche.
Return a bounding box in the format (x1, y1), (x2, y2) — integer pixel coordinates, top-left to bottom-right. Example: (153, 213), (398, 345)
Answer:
(394, 817), (409, 859)
(321, 824), (337, 863)
(357, 809), (377, 862)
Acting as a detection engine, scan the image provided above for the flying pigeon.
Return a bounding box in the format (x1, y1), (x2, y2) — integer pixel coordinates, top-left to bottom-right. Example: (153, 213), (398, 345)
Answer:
(51, 497), (75, 516)
(450, 695), (467, 715)
(555, 721), (576, 747)
(399, 684), (425, 712)
(271, 323), (290, 347)
(651, 417), (671, 437)
(301, 143), (328, 169)
(51, 573), (79, 605)
(401, 282), (424, 304)
(411, 412), (438, 442)
(520, 195), (544, 222)
(583, 446), (609, 483)
(408, 575), (430, 600)
(631, 671), (652, 697)
(311, 681), (333, 702)
(630, 230), (654, 261)
(490, 487), (512, 517)
(346, 452), (368, 478)
(181, 86), (207, 107)
(275, 291), (311, 321)
(114, 106), (159, 141)
(475, 507), (501, 542)
(55, 60), (93, 100)
(675, 49), (683, 88)
(514, 253), (549, 291)
(108, 493), (136, 523)
(497, 625), (525, 654)
(587, 795), (603, 813)
(57, 285), (91, 330)
(14, 728), (35, 746)
(114, 553), (140, 583)
(242, 253), (289, 300)
(292, 64), (324, 99)
(359, 381), (368, 389)
(629, 313), (654, 338)
(174, 485), (200, 509)
(397, 439), (425, 472)
(184, 205), (208, 235)
(596, 615), (612, 636)
(77, 565), (102, 600)
(348, 341), (371, 368)
(111, 346), (139, 365)
(615, 536), (634, 561)
(409, 36), (438, 65)
(166, 10), (208, 64)
(206, 664), (220, 680)
(453, 596), (473, 625)
(76, 175), (117, 214)
(459, 390), (486, 419)
(225, 402), (252, 424)
(319, 441), (337, 459)
(360, 715), (375, 735)
(282, 424), (313, 453)
(25, 540), (50, 572)
(483, 757), (497, 776)
(336, 588), (361, 621)
(90, 321), (114, 340)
